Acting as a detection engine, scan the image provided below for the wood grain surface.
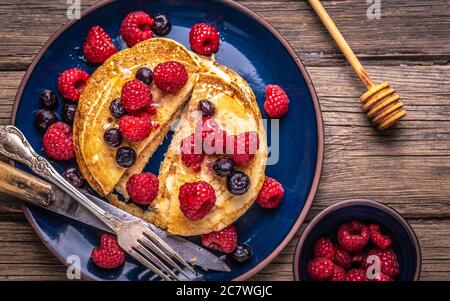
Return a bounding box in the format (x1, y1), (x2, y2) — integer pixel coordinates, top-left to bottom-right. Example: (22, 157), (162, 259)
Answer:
(0, 0), (449, 281)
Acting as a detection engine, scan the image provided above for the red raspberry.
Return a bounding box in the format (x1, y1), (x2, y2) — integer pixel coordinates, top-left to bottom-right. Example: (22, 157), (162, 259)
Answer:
(180, 134), (204, 172)
(362, 249), (400, 277)
(330, 265), (347, 281)
(201, 225), (237, 254)
(313, 237), (335, 260)
(121, 79), (153, 112)
(264, 85), (289, 118)
(57, 68), (90, 101)
(153, 61), (188, 94)
(228, 131), (260, 166)
(179, 181), (216, 221)
(307, 258), (334, 281)
(189, 23), (220, 56)
(337, 221), (370, 253)
(256, 177), (285, 209)
(368, 272), (394, 282)
(126, 173), (159, 205)
(346, 268), (368, 281)
(42, 122), (75, 160)
(91, 234), (125, 269)
(118, 112), (152, 142)
(83, 26), (117, 64)
(369, 223), (392, 250)
(120, 11), (154, 47)
(195, 117), (227, 155)
(333, 246), (352, 269)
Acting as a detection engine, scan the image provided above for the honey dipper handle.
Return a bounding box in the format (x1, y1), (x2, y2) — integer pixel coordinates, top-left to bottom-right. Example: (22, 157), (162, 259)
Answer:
(308, 0), (374, 88)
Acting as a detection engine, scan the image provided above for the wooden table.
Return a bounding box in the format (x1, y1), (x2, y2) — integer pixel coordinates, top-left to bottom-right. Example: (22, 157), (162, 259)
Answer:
(0, 0), (449, 281)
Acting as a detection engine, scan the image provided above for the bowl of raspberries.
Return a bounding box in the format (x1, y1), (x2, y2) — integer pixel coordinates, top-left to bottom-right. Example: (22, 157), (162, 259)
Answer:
(294, 199), (421, 281)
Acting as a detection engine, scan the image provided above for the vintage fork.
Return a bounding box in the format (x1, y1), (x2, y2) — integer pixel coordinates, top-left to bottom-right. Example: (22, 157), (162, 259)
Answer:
(0, 125), (196, 281)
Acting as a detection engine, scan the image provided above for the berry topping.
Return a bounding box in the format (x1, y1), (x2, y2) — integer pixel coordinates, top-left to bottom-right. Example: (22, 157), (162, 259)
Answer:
(63, 167), (85, 188)
(126, 173), (159, 206)
(212, 157), (235, 177)
(198, 99), (216, 117)
(362, 249), (400, 277)
(42, 122), (75, 161)
(231, 243), (253, 263)
(307, 258), (335, 281)
(201, 225), (237, 254)
(62, 103), (77, 124)
(369, 223), (392, 250)
(189, 23), (220, 56)
(39, 90), (58, 110)
(116, 147), (136, 168)
(331, 265), (347, 281)
(135, 67), (153, 85)
(333, 246), (352, 269)
(57, 68), (90, 101)
(179, 181), (216, 221)
(83, 25), (117, 64)
(313, 237), (336, 260)
(337, 221), (370, 253)
(118, 112), (152, 142)
(121, 79), (153, 112)
(110, 98), (125, 119)
(35, 109), (58, 132)
(229, 131), (259, 166)
(91, 234), (126, 269)
(104, 128), (123, 148)
(264, 85), (289, 118)
(120, 11), (154, 47)
(180, 134), (204, 172)
(346, 268), (368, 281)
(227, 171), (250, 195)
(153, 61), (188, 94)
(152, 13), (172, 36)
(256, 177), (284, 209)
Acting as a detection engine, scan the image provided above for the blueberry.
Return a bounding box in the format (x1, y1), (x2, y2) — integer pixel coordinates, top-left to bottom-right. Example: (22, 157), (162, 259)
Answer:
(227, 171), (250, 195)
(62, 103), (77, 124)
(35, 109), (58, 132)
(104, 128), (123, 148)
(152, 14), (172, 36)
(109, 99), (125, 119)
(198, 99), (216, 117)
(135, 67), (153, 85)
(63, 167), (84, 188)
(231, 243), (253, 263)
(213, 157), (235, 177)
(39, 90), (58, 110)
(116, 147), (136, 168)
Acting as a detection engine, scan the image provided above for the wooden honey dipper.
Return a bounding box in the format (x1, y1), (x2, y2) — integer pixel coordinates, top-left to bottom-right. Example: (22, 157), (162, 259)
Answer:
(308, 0), (406, 130)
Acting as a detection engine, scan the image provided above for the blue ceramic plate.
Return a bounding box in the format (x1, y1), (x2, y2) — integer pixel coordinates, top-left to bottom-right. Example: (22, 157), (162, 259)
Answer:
(12, 0), (323, 281)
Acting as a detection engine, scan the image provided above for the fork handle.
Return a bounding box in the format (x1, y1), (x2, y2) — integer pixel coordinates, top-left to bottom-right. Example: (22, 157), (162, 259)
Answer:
(0, 125), (123, 232)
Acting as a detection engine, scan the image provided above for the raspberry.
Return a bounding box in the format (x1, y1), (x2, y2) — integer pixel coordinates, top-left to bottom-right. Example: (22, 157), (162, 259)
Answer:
(189, 23), (220, 56)
(307, 258), (334, 281)
(313, 237), (335, 260)
(179, 181), (216, 221)
(228, 131), (260, 166)
(57, 68), (90, 101)
(337, 221), (370, 253)
(368, 272), (393, 282)
(196, 117), (227, 155)
(126, 173), (159, 205)
(180, 134), (204, 172)
(120, 11), (154, 47)
(91, 234), (125, 269)
(83, 26), (117, 64)
(369, 223), (392, 250)
(153, 61), (188, 94)
(362, 249), (400, 277)
(121, 79), (153, 112)
(264, 85), (289, 118)
(256, 177), (285, 209)
(346, 268), (368, 281)
(118, 112), (152, 142)
(333, 246), (352, 269)
(42, 122), (75, 161)
(201, 225), (237, 254)
(330, 265), (347, 281)
(352, 251), (366, 265)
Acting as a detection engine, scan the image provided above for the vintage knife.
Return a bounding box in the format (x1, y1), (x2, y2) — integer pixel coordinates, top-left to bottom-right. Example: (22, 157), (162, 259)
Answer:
(0, 161), (230, 272)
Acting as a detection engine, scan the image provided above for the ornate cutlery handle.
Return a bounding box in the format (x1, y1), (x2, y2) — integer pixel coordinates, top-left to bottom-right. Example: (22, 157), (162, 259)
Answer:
(0, 125), (123, 232)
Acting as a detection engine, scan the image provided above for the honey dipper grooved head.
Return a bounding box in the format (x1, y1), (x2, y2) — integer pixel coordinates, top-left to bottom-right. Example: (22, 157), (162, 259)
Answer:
(360, 82), (406, 130)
